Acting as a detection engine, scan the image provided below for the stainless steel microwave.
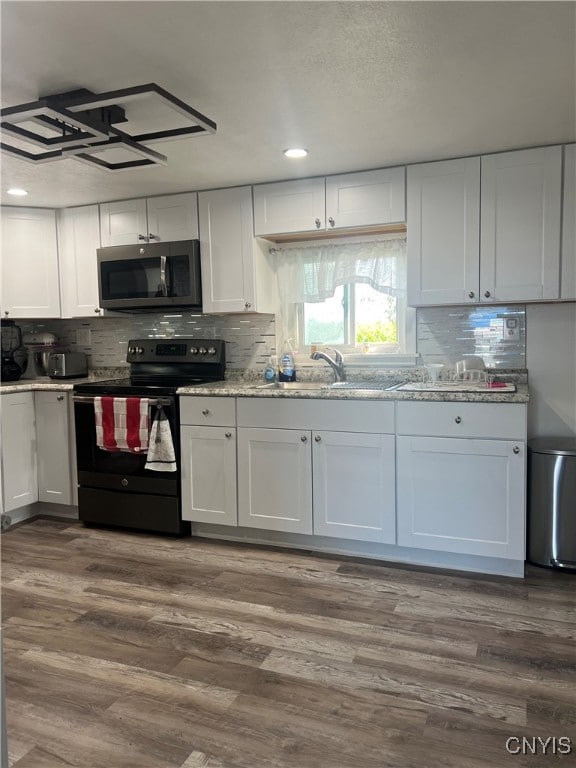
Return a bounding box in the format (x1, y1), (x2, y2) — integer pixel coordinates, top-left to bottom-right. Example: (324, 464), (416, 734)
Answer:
(97, 240), (202, 311)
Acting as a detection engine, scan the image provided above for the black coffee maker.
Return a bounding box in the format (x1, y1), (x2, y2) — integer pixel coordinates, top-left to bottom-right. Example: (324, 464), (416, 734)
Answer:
(1, 320), (24, 381)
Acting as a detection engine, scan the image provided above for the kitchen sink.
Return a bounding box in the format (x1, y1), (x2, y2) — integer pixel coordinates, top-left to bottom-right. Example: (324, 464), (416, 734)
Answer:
(253, 381), (328, 390)
(325, 381), (395, 391)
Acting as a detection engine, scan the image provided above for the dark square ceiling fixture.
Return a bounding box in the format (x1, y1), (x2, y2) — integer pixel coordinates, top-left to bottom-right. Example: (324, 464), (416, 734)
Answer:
(0, 83), (216, 171)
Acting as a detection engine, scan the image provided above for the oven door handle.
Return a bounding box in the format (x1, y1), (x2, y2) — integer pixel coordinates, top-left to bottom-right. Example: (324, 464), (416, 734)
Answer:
(73, 395), (173, 407)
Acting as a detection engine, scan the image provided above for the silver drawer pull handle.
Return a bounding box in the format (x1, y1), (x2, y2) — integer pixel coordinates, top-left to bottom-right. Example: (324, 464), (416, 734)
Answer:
(57, 395), (64, 402)
(314, 435), (321, 442)
(513, 445), (520, 454)
(455, 416), (462, 424)
(202, 409), (210, 416)
(314, 218), (321, 228)
(225, 432), (232, 439)
(301, 435), (308, 443)
(468, 291), (475, 299)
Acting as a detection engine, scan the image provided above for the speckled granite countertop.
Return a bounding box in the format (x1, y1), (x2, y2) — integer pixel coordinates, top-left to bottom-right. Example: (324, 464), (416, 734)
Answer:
(0, 372), (123, 394)
(1, 369), (529, 403)
(177, 380), (529, 403)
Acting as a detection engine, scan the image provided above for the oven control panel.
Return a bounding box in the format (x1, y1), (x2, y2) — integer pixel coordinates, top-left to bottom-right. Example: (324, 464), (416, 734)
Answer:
(126, 338), (225, 365)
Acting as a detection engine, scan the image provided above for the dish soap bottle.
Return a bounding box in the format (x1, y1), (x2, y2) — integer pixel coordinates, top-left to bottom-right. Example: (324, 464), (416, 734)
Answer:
(278, 339), (296, 382)
(264, 354), (277, 382)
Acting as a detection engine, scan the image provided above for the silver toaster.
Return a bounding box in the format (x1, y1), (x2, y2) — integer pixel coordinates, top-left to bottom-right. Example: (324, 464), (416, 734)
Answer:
(48, 352), (88, 379)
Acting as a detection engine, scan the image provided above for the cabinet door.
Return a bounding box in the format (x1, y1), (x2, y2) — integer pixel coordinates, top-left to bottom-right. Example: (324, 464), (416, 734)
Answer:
(1, 392), (37, 512)
(325, 167), (405, 229)
(1, 207), (60, 318)
(99, 199), (147, 246)
(238, 427), (312, 534)
(58, 205), (102, 318)
(480, 146), (562, 302)
(312, 431), (395, 543)
(253, 178), (325, 235)
(146, 193), (198, 242)
(199, 186), (255, 313)
(35, 392), (72, 505)
(407, 157), (480, 306)
(561, 144), (576, 300)
(397, 436), (525, 559)
(181, 426), (237, 525)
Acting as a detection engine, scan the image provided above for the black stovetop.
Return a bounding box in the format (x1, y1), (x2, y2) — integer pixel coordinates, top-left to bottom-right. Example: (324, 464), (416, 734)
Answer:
(73, 377), (215, 397)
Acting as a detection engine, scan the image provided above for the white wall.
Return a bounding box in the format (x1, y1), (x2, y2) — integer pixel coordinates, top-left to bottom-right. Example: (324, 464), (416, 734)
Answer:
(526, 302), (576, 438)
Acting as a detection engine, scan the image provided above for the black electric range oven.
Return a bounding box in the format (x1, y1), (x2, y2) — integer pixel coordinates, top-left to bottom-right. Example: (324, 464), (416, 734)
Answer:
(73, 338), (225, 535)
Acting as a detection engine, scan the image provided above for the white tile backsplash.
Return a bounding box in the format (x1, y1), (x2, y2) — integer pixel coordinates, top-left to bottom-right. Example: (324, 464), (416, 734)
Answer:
(19, 305), (525, 373)
(20, 313), (276, 370)
(416, 305), (526, 368)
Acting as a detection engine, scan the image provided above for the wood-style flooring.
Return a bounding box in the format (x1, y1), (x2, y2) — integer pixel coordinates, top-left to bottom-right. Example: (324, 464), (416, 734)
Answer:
(1, 518), (575, 767)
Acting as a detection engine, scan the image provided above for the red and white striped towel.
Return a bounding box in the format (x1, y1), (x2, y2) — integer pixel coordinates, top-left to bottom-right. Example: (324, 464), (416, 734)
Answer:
(94, 397), (150, 453)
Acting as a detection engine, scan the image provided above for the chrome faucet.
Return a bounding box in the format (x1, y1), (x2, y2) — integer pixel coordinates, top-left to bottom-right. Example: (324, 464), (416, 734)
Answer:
(310, 347), (346, 382)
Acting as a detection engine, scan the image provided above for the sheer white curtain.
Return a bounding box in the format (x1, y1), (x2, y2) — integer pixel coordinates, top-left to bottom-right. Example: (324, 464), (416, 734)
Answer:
(272, 237), (407, 343)
(273, 237), (407, 304)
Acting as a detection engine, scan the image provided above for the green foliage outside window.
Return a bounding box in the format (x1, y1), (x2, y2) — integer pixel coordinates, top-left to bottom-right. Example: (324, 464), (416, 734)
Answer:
(356, 320), (397, 344)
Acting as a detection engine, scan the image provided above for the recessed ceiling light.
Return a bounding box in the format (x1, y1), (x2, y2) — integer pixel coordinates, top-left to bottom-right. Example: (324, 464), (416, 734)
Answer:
(283, 148), (308, 159)
(6, 187), (28, 196)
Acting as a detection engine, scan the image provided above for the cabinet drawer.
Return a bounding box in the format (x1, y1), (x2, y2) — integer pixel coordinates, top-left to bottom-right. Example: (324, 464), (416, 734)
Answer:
(237, 398), (395, 433)
(396, 402), (526, 440)
(180, 396), (235, 426)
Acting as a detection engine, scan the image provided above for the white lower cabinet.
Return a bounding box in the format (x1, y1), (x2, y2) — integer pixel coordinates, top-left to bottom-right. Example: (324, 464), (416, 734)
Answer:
(312, 431), (395, 543)
(1, 391), (75, 514)
(181, 426), (237, 526)
(35, 392), (73, 505)
(236, 399), (396, 541)
(180, 397), (237, 525)
(238, 427), (313, 534)
(1, 392), (37, 512)
(396, 402), (526, 560)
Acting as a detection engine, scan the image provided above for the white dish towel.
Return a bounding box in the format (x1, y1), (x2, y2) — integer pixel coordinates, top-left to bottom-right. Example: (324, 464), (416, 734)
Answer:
(145, 405), (177, 472)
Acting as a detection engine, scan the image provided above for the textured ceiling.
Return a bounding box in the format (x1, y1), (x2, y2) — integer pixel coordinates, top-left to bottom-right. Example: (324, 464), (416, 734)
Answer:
(1, 1), (575, 208)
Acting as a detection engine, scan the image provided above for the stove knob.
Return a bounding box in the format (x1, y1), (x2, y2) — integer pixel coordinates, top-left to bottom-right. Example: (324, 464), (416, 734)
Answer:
(128, 346), (136, 355)
(208, 346), (217, 355)
(199, 347), (207, 355)
(137, 347), (144, 355)
(190, 347), (198, 355)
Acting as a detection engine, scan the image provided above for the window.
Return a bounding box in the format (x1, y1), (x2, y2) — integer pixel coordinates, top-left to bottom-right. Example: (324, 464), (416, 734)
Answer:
(301, 282), (402, 352)
(273, 235), (414, 359)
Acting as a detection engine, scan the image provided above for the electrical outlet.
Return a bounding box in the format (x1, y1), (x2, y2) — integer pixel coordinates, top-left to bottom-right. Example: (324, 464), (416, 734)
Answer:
(504, 318), (519, 341)
(76, 328), (91, 347)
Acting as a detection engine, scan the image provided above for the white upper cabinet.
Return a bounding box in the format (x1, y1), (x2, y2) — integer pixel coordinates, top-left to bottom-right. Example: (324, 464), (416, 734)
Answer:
(100, 193), (198, 246)
(99, 198), (147, 246)
(253, 168), (405, 236)
(325, 167), (405, 230)
(146, 193), (199, 243)
(561, 144), (576, 300)
(408, 146), (563, 306)
(480, 146), (562, 302)
(1, 207), (61, 318)
(407, 157), (480, 306)
(199, 186), (277, 313)
(58, 205), (102, 318)
(253, 178), (325, 235)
